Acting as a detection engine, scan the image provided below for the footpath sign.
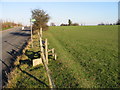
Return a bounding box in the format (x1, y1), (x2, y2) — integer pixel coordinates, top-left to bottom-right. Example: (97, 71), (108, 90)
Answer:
(31, 19), (36, 22)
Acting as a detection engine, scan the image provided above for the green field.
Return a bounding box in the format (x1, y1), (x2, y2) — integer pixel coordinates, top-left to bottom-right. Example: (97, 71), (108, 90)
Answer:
(7, 25), (119, 88)
(43, 25), (119, 88)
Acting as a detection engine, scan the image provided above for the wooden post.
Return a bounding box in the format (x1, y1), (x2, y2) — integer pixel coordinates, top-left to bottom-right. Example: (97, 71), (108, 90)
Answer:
(38, 32), (44, 61)
(52, 48), (55, 57)
(54, 54), (57, 60)
(38, 31), (54, 88)
(30, 20), (33, 47)
(40, 37), (44, 53)
(45, 38), (48, 64)
(40, 28), (42, 37)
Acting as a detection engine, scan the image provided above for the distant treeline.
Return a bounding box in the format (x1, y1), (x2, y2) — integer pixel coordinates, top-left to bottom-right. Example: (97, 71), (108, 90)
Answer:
(50, 19), (79, 26)
(60, 23), (79, 26)
(1, 20), (22, 29)
(51, 19), (120, 26)
(98, 19), (120, 25)
(60, 19), (79, 26)
(98, 23), (115, 25)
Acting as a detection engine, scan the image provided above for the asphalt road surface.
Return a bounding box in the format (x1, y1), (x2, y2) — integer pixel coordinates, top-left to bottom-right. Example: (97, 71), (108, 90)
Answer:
(0, 27), (31, 88)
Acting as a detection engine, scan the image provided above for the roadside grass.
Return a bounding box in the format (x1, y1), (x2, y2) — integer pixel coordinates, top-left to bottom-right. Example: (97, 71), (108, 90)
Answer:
(43, 25), (119, 88)
(1, 27), (13, 31)
(6, 34), (49, 88)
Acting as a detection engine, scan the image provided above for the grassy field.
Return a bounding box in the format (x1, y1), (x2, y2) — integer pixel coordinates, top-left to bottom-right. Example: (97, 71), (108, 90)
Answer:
(6, 25), (119, 88)
(1, 27), (13, 31)
(43, 25), (119, 88)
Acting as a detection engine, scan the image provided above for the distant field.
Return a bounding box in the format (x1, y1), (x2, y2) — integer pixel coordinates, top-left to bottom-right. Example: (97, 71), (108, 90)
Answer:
(1, 27), (13, 31)
(43, 25), (119, 88)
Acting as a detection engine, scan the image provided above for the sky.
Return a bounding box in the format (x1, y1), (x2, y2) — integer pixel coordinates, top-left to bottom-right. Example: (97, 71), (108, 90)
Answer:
(0, 1), (119, 26)
(1, 0), (119, 2)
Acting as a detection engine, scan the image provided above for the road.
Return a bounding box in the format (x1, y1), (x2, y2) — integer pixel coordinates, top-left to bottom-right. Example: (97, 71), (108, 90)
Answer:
(0, 27), (31, 88)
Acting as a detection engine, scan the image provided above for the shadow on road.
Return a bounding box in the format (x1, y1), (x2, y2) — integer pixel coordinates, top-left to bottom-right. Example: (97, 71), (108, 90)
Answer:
(0, 59), (11, 87)
(10, 32), (30, 37)
(4, 41), (20, 49)
(21, 30), (31, 32)
(0, 59), (10, 72)
(7, 49), (20, 58)
(2, 38), (30, 87)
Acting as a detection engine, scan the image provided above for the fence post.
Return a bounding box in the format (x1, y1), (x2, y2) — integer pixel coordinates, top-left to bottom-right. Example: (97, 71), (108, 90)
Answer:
(38, 30), (54, 88)
(45, 38), (48, 64)
(40, 37), (43, 53)
(30, 20), (33, 47)
(40, 28), (42, 37)
(54, 54), (57, 60)
(52, 48), (55, 57)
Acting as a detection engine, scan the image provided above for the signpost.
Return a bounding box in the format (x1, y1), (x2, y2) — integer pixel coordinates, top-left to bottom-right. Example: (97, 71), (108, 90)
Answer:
(31, 19), (36, 22)
(30, 18), (36, 47)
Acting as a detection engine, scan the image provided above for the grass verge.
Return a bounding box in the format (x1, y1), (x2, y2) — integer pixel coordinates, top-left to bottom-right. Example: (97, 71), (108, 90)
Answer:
(6, 34), (49, 88)
(1, 27), (13, 31)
